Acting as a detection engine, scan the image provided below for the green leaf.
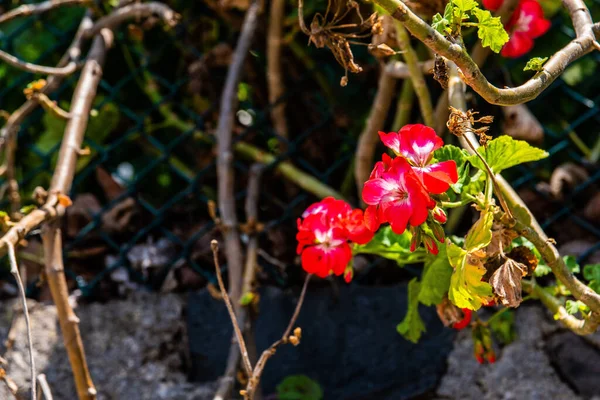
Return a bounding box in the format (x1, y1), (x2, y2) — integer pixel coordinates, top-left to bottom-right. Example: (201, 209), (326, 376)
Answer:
(432, 2), (453, 34)
(565, 300), (587, 315)
(434, 145), (470, 194)
(563, 256), (580, 274)
(523, 57), (548, 72)
(397, 278), (426, 343)
(453, 0), (478, 13)
(447, 242), (493, 310)
(583, 264), (600, 282)
(353, 226), (427, 266)
(418, 244), (453, 306)
(468, 135), (548, 174)
(464, 211), (493, 251)
(489, 309), (516, 344)
(473, 8), (509, 53)
(277, 375), (323, 400)
(562, 58), (597, 87)
(239, 292), (255, 306)
(19, 205), (36, 215)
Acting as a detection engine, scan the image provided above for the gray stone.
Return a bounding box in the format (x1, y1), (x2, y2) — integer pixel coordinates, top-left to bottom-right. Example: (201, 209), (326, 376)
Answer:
(437, 305), (580, 400)
(0, 292), (215, 400)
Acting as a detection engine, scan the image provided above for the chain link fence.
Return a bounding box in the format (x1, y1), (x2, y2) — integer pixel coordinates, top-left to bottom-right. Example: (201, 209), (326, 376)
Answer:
(0, 0), (599, 297)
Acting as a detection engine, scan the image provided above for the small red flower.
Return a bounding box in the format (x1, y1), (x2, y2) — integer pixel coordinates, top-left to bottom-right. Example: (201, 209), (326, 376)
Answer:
(379, 125), (458, 194)
(296, 197), (373, 279)
(483, 0), (551, 58)
(362, 157), (434, 235)
(452, 308), (472, 330)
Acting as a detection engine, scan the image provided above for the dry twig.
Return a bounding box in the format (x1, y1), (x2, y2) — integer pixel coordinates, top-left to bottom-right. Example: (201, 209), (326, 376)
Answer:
(36, 374), (53, 400)
(7, 243), (35, 400)
(267, 0), (288, 143)
(0, 0), (90, 24)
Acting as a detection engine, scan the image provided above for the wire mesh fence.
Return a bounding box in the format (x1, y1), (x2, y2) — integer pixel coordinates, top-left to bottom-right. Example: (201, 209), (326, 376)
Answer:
(0, 0), (599, 297)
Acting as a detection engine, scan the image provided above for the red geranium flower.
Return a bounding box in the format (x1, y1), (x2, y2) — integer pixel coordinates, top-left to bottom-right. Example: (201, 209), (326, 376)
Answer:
(483, 0), (551, 58)
(296, 197), (373, 279)
(379, 125), (458, 194)
(362, 157), (434, 235)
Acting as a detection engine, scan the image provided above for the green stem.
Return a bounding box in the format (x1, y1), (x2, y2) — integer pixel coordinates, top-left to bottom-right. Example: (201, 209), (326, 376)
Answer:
(394, 21), (435, 127)
(391, 80), (415, 131)
(441, 197), (473, 209)
(522, 280), (600, 335)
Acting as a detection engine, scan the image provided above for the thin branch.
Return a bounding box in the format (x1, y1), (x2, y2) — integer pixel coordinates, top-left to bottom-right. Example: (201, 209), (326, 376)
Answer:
(0, 0), (90, 25)
(384, 59), (433, 78)
(267, 0), (288, 145)
(83, 2), (180, 38)
(216, 0), (261, 313)
(210, 240), (253, 378)
(355, 69), (397, 202)
(7, 243), (35, 400)
(394, 21), (434, 127)
(446, 61), (600, 317)
(375, 0), (598, 105)
(522, 280), (600, 335)
(36, 374), (53, 400)
(40, 29), (117, 400)
(245, 274), (311, 399)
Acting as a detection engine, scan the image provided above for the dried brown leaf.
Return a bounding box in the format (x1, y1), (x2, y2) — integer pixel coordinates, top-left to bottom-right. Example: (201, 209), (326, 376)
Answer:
(490, 258), (527, 307)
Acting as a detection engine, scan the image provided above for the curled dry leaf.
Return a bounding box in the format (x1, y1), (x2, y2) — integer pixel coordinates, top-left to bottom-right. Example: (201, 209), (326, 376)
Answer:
(490, 258), (528, 308)
(368, 43), (396, 58)
(506, 246), (538, 276)
(436, 296), (464, 327)
(502, 104), (544, 143)
(433, 54), (448, 89)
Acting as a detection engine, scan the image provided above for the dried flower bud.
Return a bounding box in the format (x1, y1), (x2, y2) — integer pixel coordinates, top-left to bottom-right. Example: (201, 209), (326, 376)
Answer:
(239, 389), (248, 397)
(288, 335), (300, 346)
(340, 76), (348, 87)
(294, 327), (302, 340)
(368, 43), (396, 58)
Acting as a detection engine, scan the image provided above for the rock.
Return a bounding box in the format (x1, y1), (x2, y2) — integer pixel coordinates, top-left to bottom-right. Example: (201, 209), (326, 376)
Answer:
(437, 305), (580, 400)
(188, 283), (455, 399)
(547, 332), (600, 398)
(0, 292), (216, 400)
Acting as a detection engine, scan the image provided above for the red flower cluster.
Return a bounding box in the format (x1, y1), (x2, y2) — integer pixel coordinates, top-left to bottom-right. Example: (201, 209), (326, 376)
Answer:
(362, 125), (458, 254)
(483, 0), (551, 58)
(296, 197), (373, 280)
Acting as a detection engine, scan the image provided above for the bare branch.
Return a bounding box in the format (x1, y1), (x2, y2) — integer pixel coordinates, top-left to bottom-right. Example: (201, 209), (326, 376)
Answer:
(83, 2), (180, 38)
(0, 50), (78, 76)
(216, 0), (260, 321)
(375, 0), (598, 105)
(0, 0), (90, 25)
(245, 274), (311, 399)
(7, 243), (35, 400)
(355, 70), (397, 201)
(384, 59), (433, 78)
(210, 240), (253, 379)
(36, 374), (53, 400)
(267, 0), (288, 145)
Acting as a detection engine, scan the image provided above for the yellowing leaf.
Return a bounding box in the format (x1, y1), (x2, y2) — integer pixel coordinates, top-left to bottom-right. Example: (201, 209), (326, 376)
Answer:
(473, 8), (509, 53)
(469, 135), (548, 174)
(465, 211), (494, 251)
(447, 242), (493, 310)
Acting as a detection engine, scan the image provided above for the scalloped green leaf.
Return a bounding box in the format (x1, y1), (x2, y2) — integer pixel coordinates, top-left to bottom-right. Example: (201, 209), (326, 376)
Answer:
(469, 135), (548, 174)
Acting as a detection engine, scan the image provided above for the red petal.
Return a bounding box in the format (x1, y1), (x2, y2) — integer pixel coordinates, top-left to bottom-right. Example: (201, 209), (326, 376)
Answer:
(482, 0), (503, 10)
(382, 201), (411, 234)
(327, 244), (352, 276)
(378, 131), (401, 155)
(346, 209), (375, 244)
(362, 178), (389, 205)
(364, 205), (381, 232)
(529, 17), (551, 38)
(399, 124), (443, 167)
(301, 246), (328, 277)
(501, 32), (533, 58)
(420, 160), (458, 194)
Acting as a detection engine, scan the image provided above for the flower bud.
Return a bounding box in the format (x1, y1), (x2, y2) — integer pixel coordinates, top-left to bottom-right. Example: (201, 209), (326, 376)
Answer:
(410, 228), (422, 252)
(422, 234), (439, 255)
(294, 327), (302, 340)
(430, 221), (446, 243)
(486, 350), (496, 364)
(432, 207), (447, 223)
(289, 335), (300, 346)
(452, 308), (472, 330)
(343, 267), (354, 283)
